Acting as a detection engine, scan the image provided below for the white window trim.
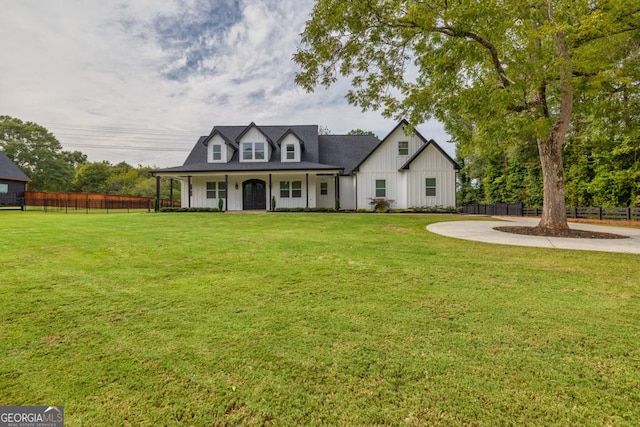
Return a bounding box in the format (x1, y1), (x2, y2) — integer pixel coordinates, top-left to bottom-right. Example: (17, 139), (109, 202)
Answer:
(398, 141), (409, 156)
(280, 180), (302, 198)
(206, 181), (227, 199)
(211, 144), (222, 162)
(425, 178), (436, 197)
(375, 179), (386, 198)
(320, 182), (328, 195)
(241, 142), (266, 162)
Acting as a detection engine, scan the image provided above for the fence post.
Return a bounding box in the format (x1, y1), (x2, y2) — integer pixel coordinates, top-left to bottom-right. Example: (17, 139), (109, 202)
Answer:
(598, 207), (602, 220)
(627, 207), (631, 221)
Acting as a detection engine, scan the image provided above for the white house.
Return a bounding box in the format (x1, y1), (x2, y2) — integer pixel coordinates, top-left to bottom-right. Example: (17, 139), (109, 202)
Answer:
(153, 120), (459, 211)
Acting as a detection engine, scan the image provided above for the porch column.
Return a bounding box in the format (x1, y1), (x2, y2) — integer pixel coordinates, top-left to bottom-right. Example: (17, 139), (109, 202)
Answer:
(225, 174), (228, 212)
(169, 178), (174, 207)
(269, 174), (272, 211)
(306, 173), (309, 208)
(354, 174), (358, 210)
(155, 175), (161, 212)
(187, 175), (192, 208)
(334, 174), (340, 211)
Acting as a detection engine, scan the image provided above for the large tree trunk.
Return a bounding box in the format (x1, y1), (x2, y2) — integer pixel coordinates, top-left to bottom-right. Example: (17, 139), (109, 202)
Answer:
(537, 136), (569, 229)
(537, 15), (572, 230)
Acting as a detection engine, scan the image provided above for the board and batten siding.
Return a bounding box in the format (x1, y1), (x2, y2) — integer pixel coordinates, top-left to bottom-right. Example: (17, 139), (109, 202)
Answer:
(356, 125), (456, 209)
(338, 176), (356, 210)
(355, 126), (417, 209)
(238, 127), (272, 162)
(404, 144), (457, 208)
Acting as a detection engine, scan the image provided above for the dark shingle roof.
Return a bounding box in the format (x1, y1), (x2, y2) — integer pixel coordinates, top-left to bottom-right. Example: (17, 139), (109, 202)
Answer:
(318, 135), (381, 175)
(0, 151), (30, 181)
(156, 124), (379, 175)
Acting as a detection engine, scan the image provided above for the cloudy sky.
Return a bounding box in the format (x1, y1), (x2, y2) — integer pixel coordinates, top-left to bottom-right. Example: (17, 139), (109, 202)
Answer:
(1, 0), (452, 168)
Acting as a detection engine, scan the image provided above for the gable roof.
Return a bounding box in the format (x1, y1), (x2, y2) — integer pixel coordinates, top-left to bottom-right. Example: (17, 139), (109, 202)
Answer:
(203, 129), (236, 150)
(235, 122), (276, 149)
(352, 119), (460, 172)
(400, 139), (461, 171)
(0, 151), (30, 182)
(276, 128), (305, 148)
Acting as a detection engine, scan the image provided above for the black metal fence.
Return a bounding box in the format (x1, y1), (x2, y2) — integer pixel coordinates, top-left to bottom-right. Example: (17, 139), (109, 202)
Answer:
(0, 193), (25, 210)
(27, 197), (154, 213)
(463, 203), (640, 222)
(462, 203), (524, 216)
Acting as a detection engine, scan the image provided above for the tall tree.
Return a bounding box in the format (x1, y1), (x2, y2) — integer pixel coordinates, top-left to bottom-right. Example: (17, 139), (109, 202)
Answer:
(295, 0), (639, 230)
(0, 115), (86, 191)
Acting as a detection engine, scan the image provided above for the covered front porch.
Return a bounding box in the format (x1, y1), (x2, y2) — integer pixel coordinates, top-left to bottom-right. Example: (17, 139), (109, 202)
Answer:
(154, 170), (341, 211)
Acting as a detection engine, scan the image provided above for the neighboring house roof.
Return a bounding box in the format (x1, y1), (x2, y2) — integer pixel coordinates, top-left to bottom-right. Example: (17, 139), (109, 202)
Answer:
(0, 151), (30, 181)
(156, 123), (381, 175)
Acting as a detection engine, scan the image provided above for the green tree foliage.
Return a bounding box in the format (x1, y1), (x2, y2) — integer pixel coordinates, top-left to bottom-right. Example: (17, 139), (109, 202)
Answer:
(347, 129), (376, 136)
(72, 161), (112, 193)
(295, 0), (639, 227)
(0, 115), (86, 191)
(72, 160), (179, 199)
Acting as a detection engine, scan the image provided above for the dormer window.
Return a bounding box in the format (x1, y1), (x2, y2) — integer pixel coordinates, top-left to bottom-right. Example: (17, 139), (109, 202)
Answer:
(286, 144), (295, 160)
(212, 144), (222, 161)
(242, 142), (265, 161)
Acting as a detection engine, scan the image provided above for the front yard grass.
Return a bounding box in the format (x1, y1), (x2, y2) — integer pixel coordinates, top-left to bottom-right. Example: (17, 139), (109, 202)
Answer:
(1, 212), (639, 425)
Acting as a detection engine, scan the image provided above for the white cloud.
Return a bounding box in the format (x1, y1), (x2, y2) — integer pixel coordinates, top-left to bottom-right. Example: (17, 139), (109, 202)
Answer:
(0, 0), (453, 168)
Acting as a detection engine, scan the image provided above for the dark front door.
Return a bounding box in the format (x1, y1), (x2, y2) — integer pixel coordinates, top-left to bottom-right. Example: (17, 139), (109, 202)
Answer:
(243, 179), (266, 210)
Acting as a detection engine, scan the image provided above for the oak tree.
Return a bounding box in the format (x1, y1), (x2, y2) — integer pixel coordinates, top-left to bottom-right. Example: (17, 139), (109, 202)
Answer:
(294, 0), (639, 229)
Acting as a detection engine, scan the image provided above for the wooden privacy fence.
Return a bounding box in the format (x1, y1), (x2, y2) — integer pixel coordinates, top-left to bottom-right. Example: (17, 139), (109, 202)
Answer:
(24, 191), (179, 213)
(463, 203), (640, 222)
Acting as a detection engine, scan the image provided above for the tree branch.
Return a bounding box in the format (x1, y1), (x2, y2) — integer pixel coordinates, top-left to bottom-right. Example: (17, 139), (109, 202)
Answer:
(431, 26), (515, 88)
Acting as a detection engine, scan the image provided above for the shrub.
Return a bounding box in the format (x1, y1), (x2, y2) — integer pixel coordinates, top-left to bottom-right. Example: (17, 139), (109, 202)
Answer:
(368, 198), (394, 213)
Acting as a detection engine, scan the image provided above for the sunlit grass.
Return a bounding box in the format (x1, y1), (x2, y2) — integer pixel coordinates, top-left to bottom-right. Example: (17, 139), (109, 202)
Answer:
(1, 212), (639, 425)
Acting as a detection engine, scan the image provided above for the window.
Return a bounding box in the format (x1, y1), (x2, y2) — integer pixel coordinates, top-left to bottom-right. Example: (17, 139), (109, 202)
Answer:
(398, 141), (409, 156)
(375, 179), (386, 197)
(206, 182), (227, 199)
(280, 180), (302, 198)
(212, 144), (222, 161)
(206, 182), (216, 199)
(286, 144), (295, 160)
(218, 182), (227, 198)
(425, 178), (436, 197)
(0, 184), (8, 193)
(320, 182), (328, 195)
(242, 142), (265, 161)
(292, 181), (302, 198)
(280, 181), (290, 198)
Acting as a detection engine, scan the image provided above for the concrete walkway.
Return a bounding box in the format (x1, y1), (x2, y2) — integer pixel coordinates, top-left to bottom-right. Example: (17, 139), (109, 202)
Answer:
(426, 216), (640, 254)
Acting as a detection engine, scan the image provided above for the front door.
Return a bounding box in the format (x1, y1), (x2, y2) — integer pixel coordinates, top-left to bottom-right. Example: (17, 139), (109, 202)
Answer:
(243, 179), (266, 210)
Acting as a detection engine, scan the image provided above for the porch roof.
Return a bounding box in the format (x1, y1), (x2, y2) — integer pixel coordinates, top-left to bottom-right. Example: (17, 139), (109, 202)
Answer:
(154, 160), (342, 176)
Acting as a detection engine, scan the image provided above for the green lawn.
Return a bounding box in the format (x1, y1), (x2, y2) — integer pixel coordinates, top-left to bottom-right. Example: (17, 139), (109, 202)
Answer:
(1, 212), (639, 426)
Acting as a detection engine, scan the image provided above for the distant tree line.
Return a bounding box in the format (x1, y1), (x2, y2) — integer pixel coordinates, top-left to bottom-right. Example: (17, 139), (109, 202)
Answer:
(0, 115), (179, 200)
(457, 84), (640, 208)
(3, 114), (637, 207)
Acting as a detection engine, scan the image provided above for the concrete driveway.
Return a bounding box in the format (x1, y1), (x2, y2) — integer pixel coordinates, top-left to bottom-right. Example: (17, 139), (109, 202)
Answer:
(426, 216), (640, 254)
